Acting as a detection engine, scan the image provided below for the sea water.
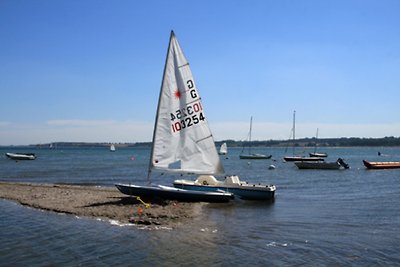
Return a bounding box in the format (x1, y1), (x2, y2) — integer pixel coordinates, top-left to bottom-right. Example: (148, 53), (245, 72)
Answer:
(1, 146), (399, 266)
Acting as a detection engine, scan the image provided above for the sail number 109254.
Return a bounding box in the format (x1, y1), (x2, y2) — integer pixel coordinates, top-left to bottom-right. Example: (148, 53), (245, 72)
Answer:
(170, 102), (205, 133)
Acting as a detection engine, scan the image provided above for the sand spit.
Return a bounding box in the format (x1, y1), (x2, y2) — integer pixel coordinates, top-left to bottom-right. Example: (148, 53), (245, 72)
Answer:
(0, 182), (205, 227)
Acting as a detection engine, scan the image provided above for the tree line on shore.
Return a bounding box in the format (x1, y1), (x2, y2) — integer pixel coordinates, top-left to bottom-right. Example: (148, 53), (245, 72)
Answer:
(20, 136), (400, 148)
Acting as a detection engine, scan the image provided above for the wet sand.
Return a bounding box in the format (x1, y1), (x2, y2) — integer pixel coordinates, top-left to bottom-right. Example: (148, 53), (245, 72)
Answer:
(0, 182), (205, 227)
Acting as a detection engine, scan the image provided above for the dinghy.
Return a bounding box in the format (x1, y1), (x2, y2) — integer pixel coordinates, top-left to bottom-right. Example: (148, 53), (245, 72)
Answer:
(5, 152), (36, 160)
(115, 31), (234, 202)
(239, 117), (272, 160)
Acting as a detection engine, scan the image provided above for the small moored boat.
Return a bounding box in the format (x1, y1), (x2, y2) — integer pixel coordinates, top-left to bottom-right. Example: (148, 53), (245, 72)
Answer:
(239, 117), (272, 160)
(5, 153), (36, 160)
(295, 158), (349, 170)
(363, 160), (400, 169)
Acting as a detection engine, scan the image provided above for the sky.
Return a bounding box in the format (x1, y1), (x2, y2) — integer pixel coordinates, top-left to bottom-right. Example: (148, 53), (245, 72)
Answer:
(1, 0), (400, 145)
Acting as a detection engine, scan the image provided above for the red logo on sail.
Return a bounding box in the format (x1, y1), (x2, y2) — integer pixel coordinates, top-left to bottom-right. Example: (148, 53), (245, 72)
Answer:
(174, 89), (182, 99)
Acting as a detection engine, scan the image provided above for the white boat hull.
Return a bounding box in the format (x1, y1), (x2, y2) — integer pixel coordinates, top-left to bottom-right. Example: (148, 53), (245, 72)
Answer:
(174, 175), (275, 201)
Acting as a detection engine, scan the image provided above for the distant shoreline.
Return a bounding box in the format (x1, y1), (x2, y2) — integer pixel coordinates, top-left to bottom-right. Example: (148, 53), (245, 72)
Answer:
(1, 136), (399, 148)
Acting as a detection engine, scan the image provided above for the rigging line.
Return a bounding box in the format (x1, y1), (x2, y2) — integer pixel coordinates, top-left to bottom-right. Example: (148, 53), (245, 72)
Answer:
(196, 134), (213, 143)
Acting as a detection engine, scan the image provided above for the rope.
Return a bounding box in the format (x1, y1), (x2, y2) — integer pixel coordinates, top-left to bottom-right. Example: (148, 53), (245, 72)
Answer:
(136, 196), (151, 209)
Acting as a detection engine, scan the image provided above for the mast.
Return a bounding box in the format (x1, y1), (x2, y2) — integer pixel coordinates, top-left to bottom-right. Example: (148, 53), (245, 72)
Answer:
(146, 30), (175, 184)
(292, 110), (296, 156)
(314, 128), (319, 153)
(249, 116), (253, 154)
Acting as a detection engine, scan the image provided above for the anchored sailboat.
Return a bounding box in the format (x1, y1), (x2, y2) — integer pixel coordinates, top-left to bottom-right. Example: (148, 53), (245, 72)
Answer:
(115, 31), (233, 202)
(219, 142), (228, 155)
(309, 128), (327, 157)
(239, 117), (271, 160)
(110, 144), (116, 152)
(283, 111), (324, 162)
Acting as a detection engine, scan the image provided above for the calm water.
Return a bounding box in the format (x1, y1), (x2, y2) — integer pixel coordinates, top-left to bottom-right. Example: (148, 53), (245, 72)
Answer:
(1, 146), (400, 266)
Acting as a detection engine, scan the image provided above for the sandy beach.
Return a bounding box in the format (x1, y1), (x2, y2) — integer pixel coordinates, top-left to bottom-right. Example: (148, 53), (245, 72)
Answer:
(0, 182), (204, 227)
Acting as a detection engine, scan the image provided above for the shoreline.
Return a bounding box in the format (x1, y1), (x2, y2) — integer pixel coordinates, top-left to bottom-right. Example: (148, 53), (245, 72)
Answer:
(0, 182), (205, 227)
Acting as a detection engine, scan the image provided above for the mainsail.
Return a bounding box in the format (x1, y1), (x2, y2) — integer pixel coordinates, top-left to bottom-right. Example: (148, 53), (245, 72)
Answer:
(149, 31), (224, 175)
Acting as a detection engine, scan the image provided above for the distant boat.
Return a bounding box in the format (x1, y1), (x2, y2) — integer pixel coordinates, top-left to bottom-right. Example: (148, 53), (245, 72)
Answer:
(363, 160), (400, 169)
(5, 152), (36, 160)
(110, 144), (116, 152)
(309, 128), (328, 157)
(218, 142), (228, 155)
(239, 117), (272, 160)
(240, 154), (272, 160)
(309, 152), (328, 157)
(295, 158), (349, 170)
(115, 31), (234, 203)
(283, 111), (323, 162)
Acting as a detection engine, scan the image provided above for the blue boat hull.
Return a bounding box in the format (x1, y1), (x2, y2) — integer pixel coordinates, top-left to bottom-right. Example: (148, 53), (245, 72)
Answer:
(115, 184), (233, 203)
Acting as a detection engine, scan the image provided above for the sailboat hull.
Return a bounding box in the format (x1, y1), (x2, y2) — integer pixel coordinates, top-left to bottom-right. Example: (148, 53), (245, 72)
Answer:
(115, 184), (234, 202)
(239, 154), (272, 160)
(283, 156), (324, 162)
(309, 152), (327, 157)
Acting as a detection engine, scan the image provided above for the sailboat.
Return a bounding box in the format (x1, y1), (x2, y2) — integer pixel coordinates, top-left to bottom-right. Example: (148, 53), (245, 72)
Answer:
(239, 117), (271, 159)
(283, 111), (324, 162)
(110, 144), (116, 152)
(309, 128), (327, 157)
(218, 142), (228, 155)
(115, 31), (234, 203)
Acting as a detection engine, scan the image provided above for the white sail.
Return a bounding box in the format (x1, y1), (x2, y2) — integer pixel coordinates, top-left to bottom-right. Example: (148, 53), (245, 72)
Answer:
(219, 142), (228, 155)
(110, 144), (116, 151)
(149, 31), (224, 175)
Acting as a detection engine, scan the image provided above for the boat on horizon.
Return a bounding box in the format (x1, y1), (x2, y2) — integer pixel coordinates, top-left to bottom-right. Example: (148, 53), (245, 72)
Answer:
(110, 144), (116, 152)
(363, 160), (400, 169)
(115, 31), (234, 203)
